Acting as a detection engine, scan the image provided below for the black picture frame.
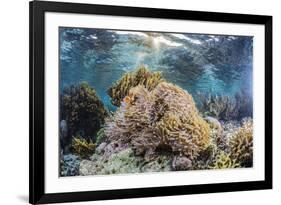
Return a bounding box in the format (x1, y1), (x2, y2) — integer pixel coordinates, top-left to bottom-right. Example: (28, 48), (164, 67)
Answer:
(29, 0), (272, 204)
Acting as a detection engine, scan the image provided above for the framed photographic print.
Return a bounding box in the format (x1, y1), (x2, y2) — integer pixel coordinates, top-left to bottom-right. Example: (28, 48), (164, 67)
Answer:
(29, 0), (272, 204)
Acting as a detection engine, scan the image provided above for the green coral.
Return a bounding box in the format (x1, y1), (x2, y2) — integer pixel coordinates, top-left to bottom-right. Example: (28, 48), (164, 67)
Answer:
(72, 137), (96, 159)
(60, 82), (108, 140)
(229, 119), (253, 167)
(105, 82), (211, 161)
(107, 66), (164, 106)
(209, 151), (240, 169)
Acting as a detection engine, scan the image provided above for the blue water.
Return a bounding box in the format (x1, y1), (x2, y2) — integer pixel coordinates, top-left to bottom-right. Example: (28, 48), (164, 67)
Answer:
(59, 27), (253, 111)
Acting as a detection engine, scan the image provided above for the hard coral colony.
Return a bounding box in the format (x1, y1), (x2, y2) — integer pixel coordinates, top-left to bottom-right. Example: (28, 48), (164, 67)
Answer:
(60, 66), (254, 176)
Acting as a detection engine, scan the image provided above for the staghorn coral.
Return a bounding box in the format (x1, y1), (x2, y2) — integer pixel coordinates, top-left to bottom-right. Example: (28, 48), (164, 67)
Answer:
(208, 151), (240, 169)
(229, 118), (253, 167)
(105, 82), (211, 161)
(72, 137), (96, 159)
(197, 93), (237, 120)
(107, 66), (164, 106)
(197, 91), (252, 121)
(234, 91), (253, 119)
(60, 82), (108, 142)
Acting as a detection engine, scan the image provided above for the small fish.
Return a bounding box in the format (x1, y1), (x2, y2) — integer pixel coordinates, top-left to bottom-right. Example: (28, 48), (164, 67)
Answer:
(123, 96), (132, 104)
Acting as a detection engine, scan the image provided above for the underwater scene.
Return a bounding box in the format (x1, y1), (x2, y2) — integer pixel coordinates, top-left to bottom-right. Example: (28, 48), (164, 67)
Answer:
(59, 27), (253, 177)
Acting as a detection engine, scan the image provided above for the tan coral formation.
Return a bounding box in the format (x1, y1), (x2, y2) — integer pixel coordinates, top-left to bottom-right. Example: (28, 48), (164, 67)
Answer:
(105, 82), (211, 161)
(107, 66), (164, 106)
(229, 118), (253, 167)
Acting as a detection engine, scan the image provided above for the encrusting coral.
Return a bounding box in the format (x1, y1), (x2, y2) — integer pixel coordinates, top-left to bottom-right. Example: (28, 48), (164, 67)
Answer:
(79, 148), (141, 175)
(60, 154), (81, 176)
(105, 81), (211, 161)
(60, 82), (108, 141)
(72, 137), (96, 159)
(107, 66), (164, 106)
(229, 118), (253, 167)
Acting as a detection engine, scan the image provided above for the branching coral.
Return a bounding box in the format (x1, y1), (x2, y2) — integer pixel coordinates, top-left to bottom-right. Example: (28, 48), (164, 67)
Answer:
(208, 151), (240, 169)
(197, 93), (237, 120)
(107, 66), (164, 106)
(60, 82), (108, 141)
(197, 91), (252, 121)
(229, 118), (253, 167)
(105, 82), (211, 161)
(72, 137), (96, 159)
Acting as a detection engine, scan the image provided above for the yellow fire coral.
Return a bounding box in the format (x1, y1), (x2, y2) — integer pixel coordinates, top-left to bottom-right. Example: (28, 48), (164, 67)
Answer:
(107, 66), (164, 106)
(229, 119), (253, 167)
(105, 82), (211, 160)
(72, 137), (96, 159)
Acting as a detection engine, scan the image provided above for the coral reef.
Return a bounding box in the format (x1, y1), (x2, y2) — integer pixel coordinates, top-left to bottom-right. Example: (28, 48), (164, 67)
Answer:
(105, 82), (211, 161)
(208, 151), (240, 169)
(172, 156), (193, 171)
(60, 82), (108, 143)
(72, 137), (96, 159)
(234, 91), (253, 119)
(59, 29), (254, 176)
(107, 66), (164, 106)
(95, 128), (106, 146)
(141, 155), (172, 172)
(60, 154), (81, 176)
(79, 148), (141, 175)
(197, 93), (237, 120)
(192, 143), (217, 170)
(197, 91), (252, 121)
(229, 118), (253, 167)
(79, 142), (172, 175)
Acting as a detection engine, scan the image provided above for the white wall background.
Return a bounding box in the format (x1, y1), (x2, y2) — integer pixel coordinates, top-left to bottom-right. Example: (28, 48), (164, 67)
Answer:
(0, 0), (279, 204)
